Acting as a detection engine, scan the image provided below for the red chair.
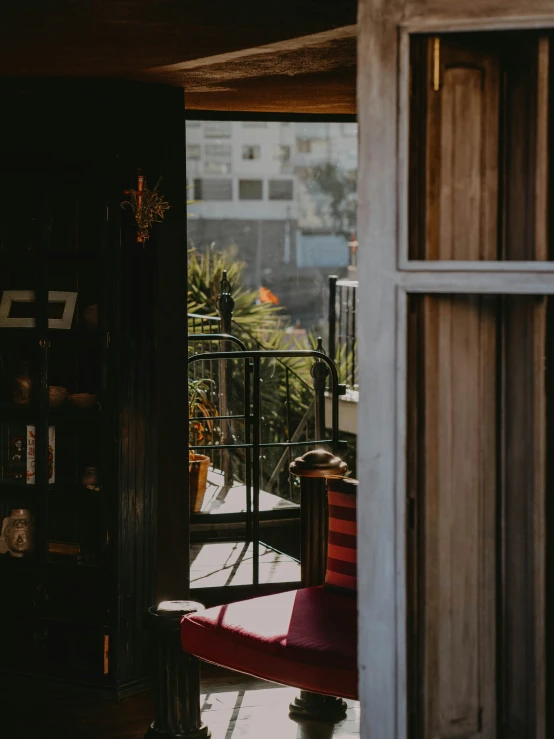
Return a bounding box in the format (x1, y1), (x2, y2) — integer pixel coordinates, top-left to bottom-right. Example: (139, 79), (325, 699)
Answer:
(145, 451), (358, 739)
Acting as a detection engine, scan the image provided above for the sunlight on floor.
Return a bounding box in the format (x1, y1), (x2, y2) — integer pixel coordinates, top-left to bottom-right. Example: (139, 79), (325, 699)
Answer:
(200, 683), (359, 739)
(191, 541), (301, 587)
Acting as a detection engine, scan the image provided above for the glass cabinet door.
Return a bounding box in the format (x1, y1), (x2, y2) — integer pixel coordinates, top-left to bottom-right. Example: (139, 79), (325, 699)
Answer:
(0, 162), (115, 681)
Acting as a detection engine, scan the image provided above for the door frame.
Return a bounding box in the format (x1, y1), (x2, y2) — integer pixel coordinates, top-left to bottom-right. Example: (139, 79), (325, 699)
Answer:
(356, 2), (554, 737)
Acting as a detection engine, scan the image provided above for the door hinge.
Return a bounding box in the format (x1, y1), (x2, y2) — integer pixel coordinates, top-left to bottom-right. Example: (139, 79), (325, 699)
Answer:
(433, 37), (441, 92)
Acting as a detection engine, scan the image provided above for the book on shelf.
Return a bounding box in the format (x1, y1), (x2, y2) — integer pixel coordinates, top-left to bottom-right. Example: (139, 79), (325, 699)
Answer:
(1, 424), (55, 484)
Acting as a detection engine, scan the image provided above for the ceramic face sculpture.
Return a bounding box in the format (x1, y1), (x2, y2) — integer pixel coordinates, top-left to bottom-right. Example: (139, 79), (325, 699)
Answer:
(0, 509), (34, 557)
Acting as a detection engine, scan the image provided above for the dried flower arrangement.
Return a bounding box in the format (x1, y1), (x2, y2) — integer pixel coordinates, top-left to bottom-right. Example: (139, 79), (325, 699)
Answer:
(121, 172), (170, 243)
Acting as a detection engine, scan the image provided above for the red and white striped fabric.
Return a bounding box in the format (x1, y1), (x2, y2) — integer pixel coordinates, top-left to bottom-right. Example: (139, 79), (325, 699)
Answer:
(325, 476), (358, 594)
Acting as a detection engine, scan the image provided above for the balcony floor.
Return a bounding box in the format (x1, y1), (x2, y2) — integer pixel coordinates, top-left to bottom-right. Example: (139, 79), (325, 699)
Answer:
(197, 466), (299, 515)
(191, 540), (300, 589)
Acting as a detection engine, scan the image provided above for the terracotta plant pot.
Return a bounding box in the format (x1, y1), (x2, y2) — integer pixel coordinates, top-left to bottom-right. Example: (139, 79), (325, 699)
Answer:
(189, 453), (210, 513)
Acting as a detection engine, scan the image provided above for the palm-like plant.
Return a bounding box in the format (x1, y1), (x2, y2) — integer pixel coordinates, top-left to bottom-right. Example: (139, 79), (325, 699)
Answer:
(188, 246), (318, 495)
(188, 245), (283, 337)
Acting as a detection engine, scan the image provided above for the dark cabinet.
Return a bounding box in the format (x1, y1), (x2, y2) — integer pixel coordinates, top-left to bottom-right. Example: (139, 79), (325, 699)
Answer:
(0, 79), (186, 697)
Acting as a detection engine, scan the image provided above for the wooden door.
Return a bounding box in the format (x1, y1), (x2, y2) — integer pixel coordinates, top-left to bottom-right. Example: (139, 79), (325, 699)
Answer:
(408, 33), (549, 739)
(357, 4), (554, 739)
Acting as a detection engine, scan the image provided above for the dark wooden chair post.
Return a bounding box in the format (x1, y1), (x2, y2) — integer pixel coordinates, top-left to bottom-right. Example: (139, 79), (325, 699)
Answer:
(145, 601), (210, 739)
(289, 449), (349, 722)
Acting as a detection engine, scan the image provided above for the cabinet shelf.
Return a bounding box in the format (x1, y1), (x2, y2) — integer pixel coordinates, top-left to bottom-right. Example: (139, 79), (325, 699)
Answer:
(48, 482), (107, 498)
(0, 139), (159, 697)
(47, 556), (108, 570)
(0, 555), (38, 572)
(47, 407), (104, 422)
(0, 402), (104, 423)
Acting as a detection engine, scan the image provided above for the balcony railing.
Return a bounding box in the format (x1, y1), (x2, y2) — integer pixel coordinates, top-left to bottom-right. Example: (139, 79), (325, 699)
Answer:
(188, 273), (346, 599)
(189, 273), (341, 498)
(328, 275), (358, 391)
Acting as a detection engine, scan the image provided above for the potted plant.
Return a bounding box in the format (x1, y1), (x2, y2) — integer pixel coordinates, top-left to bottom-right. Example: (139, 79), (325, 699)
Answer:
(188, 378), (216, 513)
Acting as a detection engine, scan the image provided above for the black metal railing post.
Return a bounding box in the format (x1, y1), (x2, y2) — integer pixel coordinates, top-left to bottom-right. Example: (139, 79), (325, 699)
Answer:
(328, 275), (338, 364)
(312, 338), (330, 443)
(145, 601), (210, 739)
(216, 271), (235, 486)
(327, 276), (359, 390)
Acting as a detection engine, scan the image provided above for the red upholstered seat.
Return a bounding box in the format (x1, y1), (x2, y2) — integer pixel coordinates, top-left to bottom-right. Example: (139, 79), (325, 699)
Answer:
(181, 586), (358, 700)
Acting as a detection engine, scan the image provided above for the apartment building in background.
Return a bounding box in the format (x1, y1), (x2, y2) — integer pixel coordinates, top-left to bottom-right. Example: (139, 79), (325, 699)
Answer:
(186, 120), (358, 327)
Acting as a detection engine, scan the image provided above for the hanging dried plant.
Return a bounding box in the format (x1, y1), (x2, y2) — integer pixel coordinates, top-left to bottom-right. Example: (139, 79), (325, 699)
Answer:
(121, 173), (170, 243)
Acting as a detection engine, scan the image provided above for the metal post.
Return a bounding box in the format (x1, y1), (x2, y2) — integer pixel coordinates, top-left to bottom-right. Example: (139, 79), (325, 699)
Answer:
(216, 271), (235, 486)
(312, 338), (330, 442)
(145, 601), (210, 739)
(328, 276), (338, 364)
(288, 449), (348, 721)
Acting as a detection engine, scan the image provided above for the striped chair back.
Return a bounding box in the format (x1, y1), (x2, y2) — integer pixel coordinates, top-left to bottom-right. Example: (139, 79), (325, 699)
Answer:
(325, 476), (358, 594)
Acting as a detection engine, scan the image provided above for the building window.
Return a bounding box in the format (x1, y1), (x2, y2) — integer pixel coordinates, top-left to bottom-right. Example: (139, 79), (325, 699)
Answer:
(187, 144), (201, 160)
(242, 145), (261, 160)
(194, 178), (233, 201)
(274, 145), (291, 164)
(269, 179), (293, 200)
(205, 121), (232, 138)
(242, 122), (267, 128)
(239, 179), (263, 200)
(297, 139), (312, 153)
(205, 143), (232, 174)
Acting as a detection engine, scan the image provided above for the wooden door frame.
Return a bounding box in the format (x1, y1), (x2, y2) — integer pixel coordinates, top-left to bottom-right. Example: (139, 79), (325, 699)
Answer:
(357, 2), (554, 737)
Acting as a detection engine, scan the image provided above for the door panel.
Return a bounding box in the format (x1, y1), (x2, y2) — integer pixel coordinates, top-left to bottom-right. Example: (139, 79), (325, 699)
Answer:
(424, 39), (500, 261)
(420, 295), (497, 739)
(409, 294), (548, 739)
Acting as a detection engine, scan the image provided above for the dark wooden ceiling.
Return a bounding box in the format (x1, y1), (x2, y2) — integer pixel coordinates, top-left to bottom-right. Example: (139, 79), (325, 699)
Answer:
(0, 1), (357, 113)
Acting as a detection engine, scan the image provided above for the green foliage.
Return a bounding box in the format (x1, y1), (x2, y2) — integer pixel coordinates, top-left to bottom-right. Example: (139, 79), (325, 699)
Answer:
(187, 245), (283, 337)
(306, 329), (357, 387)
(311, 162), (357, 235)
(188, 245), (317, 496)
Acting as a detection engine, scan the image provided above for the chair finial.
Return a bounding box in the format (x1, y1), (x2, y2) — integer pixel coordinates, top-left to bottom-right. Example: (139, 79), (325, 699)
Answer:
(290, 449), (347, 478)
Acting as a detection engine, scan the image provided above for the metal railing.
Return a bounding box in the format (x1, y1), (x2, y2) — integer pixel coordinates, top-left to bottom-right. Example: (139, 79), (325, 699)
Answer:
(188, 348), (341, 585)
(188, 272), (341, 502)
(328, 275), (358, 390)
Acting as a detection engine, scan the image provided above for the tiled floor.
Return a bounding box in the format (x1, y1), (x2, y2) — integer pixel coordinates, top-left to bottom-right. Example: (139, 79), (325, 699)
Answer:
(200, 668), (360, 739)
